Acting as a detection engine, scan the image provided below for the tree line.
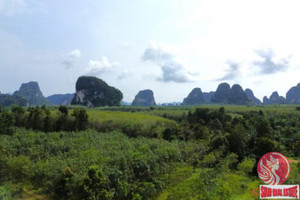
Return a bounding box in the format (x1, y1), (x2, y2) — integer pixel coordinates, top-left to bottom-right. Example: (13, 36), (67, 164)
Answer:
(0, 105), (88, 135)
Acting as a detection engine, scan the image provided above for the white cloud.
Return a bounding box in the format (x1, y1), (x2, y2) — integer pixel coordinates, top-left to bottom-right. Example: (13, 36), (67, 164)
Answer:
(142, 41), (175, 62)
(69, 49), (81, 58)
(86, 56), (118, 76)
(62, 49), (81, 69)
(142, 41), (197, 83)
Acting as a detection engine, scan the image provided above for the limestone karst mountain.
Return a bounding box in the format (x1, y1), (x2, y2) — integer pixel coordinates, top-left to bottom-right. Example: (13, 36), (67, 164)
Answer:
(71, 76), (123, 107)
(14, 81), (49, 105)
(132, 89), (156, 106)
(182, 88), (205, 105)
(286, 83), (300, 104)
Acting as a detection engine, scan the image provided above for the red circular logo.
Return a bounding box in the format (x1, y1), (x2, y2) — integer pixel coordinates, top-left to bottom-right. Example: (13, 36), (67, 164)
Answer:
(257, 152), (290, 185)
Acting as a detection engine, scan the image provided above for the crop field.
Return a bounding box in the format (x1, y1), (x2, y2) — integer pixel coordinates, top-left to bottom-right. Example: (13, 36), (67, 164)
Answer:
(0, 104), (300, 199)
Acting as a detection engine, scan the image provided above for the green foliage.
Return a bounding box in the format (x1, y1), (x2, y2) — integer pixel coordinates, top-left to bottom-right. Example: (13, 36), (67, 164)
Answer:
(0, 94), (28, 106)
(72, 108), (89, 131)
(0, 183), (24, 200)
(80, 165), (113, 200)
(0, 105), (299, 199)
(7, 155), (31, 180)
(0, 129), (206, 199)
(253, 137), (277, 158)
(209, 134), (229, 152)
(11, 105), (26, 126)
(0, 112), (15, 135)
(59, 105), (69, 115)
(237, 157), (255, 175)
(88, 110), (176, 138)
(55, 167), (75, 199)
(227, 123), (249, 160)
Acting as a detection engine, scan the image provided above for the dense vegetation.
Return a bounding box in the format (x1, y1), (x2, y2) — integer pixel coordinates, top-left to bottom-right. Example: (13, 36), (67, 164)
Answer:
(0, 105), (299, 199)
(0, 94), (28, 107)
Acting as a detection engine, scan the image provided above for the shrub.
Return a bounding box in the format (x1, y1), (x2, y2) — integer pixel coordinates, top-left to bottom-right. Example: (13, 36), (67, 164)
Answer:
(7, 155), (31, 181)
(237, 157), (255, 175)
(80, 165), (113, 200)
(0, 112), (15, 135)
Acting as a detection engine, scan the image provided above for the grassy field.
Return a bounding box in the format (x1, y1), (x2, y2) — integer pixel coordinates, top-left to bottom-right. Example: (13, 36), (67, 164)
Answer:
(87, 110), (177, 138)
(81, 104), (300, 118)
(87, 110), (177, 125)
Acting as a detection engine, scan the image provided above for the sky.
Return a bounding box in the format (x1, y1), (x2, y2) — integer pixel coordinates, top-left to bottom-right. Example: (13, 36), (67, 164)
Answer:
(1, 0), (300, 103)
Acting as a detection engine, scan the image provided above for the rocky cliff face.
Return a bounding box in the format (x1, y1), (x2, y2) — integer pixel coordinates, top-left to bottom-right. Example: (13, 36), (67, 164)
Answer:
(47, 93), (74, 105)
(14, 81), (49, 105)
(211, 83), (231, 104)
(264, 91), (286, 104)
(211, 83), (250, 105)
(286, 83), (300, 104)
(263, 96), (270, 104)
(245, 88), (261, 105)
(228, 84), (251, 105)
(203, 92), (215, 103)
(182, 88), (205, 105)
(71, 76), (123, 107)
(131, 89), (156, 106)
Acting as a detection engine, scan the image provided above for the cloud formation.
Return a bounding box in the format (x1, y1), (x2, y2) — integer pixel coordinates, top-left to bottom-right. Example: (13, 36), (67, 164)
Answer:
(62, 49), (81, 69)
(218, 61), (240, 81)
(86, 56), (118, 76)
(253, 48), (289, 74)
(142, 42), (195, 83)
(142, 42), (174, 62)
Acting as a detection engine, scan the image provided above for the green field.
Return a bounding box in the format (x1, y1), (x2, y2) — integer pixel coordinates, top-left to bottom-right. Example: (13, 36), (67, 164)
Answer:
(89, 104), (300, 118)
(0, 105), (300, 199)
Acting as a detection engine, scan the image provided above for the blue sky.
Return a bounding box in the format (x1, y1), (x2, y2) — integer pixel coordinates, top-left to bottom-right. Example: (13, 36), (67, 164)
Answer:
(1, 0), (300, 103)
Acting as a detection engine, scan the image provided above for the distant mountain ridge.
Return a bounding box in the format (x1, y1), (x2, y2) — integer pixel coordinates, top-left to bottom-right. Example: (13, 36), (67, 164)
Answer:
(47, 93), (74, 105)
(182, 83), (262, 105)
(3, 79), (300, 107)
(263, 91), (286, 105)
(210, 83), (252, 105)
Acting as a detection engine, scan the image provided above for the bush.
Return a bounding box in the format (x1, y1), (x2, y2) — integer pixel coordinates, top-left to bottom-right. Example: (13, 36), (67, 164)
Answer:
(237, 157), (255, 175)
(80, 165), (113, 200)
(7, 155), (31, 181)
(0, 112), (15, 135)
(253, 137), (277, 159)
